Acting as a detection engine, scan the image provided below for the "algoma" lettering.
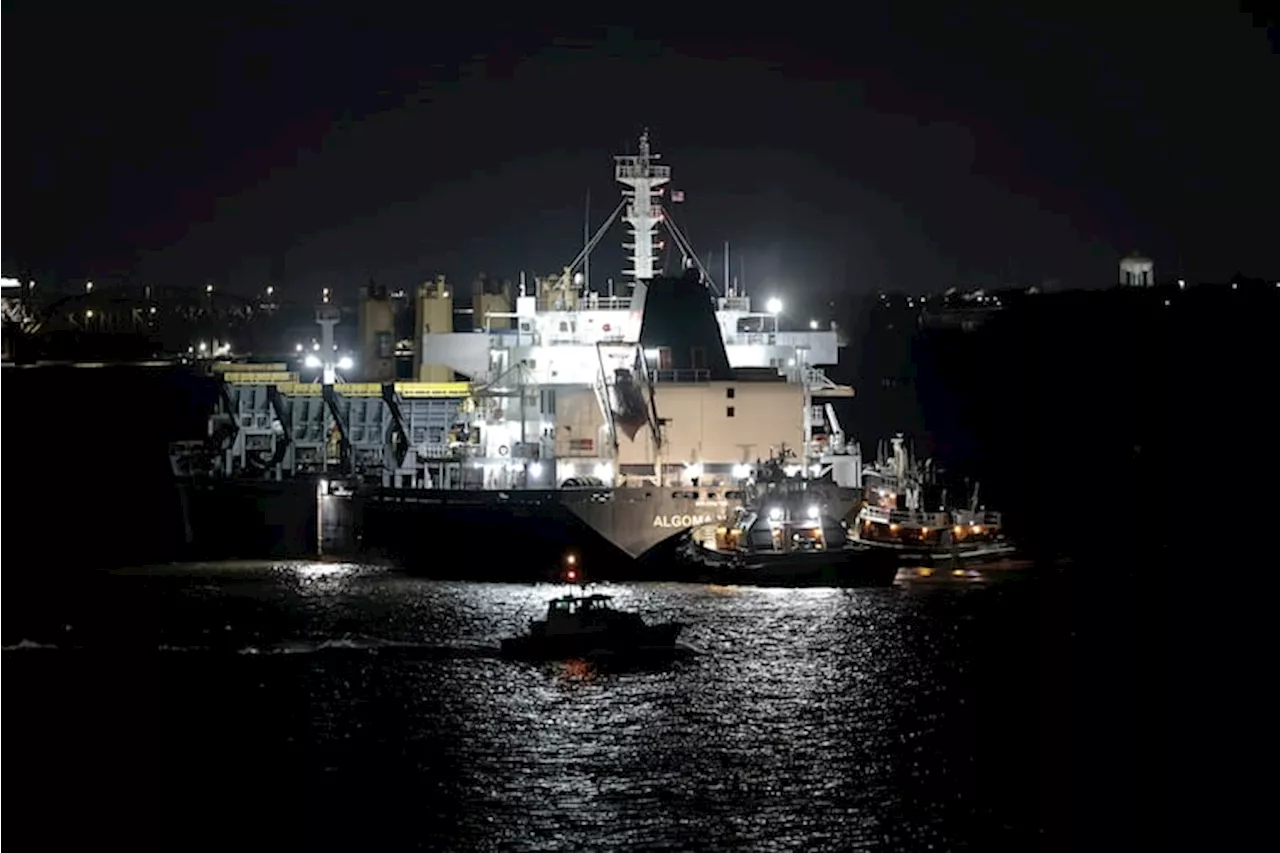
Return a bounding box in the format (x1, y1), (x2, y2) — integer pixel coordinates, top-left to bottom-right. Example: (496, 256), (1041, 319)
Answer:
(652, 514), (716, 528)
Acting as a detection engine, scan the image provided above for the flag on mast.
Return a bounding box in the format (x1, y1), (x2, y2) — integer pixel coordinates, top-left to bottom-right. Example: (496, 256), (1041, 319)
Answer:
(670, 190), (685, 202)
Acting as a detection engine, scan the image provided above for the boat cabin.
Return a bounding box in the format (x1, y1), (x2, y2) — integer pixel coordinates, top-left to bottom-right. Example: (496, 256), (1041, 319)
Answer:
(547, 594), (617, 619)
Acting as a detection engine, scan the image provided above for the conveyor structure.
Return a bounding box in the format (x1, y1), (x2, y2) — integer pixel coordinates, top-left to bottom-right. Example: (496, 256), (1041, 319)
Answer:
(179, 376), (476, 485)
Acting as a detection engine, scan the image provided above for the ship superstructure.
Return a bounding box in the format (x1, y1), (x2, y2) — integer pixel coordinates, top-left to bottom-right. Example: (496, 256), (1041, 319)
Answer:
(170, 132), (862, 561)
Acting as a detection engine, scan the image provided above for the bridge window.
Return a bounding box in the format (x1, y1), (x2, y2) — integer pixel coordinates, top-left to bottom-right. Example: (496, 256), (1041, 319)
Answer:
(726, 406), (735, 418)
(726, 387), (735, 399)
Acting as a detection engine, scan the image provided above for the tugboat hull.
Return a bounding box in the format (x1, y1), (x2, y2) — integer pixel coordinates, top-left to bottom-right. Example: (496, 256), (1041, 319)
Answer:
(674, 542), (901, 588)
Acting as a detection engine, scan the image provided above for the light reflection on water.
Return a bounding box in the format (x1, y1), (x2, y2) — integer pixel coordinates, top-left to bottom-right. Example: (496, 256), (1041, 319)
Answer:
(6, 560), (1055, 849)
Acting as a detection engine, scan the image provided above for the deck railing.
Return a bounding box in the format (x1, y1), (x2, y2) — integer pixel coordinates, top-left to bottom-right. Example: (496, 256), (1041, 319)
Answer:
(861, 506), (1002, 528)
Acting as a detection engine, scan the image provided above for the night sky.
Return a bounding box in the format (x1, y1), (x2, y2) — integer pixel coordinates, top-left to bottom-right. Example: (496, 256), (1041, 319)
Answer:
(5, 7), (1277, 301)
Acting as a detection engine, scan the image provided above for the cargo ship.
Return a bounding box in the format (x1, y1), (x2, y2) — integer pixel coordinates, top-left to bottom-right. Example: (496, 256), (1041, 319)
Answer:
(169, 132), (864, 575)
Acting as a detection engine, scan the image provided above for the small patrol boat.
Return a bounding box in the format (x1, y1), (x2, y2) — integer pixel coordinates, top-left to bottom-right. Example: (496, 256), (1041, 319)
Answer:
(500, 559), (684, 659)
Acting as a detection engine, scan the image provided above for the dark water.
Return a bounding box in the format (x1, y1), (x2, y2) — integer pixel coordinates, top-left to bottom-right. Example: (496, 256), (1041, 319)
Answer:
(3, 562), (1157, 850)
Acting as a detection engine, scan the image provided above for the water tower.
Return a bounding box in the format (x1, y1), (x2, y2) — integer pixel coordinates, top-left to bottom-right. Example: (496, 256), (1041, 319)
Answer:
(1120, 252), (1155, 287)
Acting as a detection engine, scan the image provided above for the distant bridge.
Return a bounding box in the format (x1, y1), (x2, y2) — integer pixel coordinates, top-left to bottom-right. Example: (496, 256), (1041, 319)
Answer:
(4, 285), (350, 356)
(31, 286), (260, 335)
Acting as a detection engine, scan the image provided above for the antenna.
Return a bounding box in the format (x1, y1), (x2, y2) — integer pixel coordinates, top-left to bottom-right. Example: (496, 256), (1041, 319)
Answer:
(724, 241), (730, 297)
(584, 189), (591, 292)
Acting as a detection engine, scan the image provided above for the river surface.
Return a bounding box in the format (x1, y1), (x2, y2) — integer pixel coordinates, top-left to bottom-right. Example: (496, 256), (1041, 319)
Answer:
(4, 561), (1149, 850)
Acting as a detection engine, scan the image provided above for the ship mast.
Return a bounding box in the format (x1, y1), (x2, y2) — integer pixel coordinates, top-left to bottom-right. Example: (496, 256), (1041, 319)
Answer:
(615, 129), (671, 285)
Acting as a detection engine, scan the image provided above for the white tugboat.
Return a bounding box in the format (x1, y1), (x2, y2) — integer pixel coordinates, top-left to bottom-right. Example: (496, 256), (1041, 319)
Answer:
(851, 434), (1017, 565)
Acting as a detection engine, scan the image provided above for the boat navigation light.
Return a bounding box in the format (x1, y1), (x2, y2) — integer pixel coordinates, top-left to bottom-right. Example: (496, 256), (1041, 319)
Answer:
(765, 297), (783, 315)
(295, 343), (303, 352)
(807, 505), (819, 519)
(809, 319), (819, 330)
(304, 354), (322, 369)
(337, 356), (354, 371)
(565, 569), (577, 582)
(565, 554), (577, 566)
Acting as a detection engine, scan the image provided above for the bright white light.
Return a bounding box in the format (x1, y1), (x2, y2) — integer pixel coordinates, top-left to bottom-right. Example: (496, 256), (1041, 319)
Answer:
(529, 462), (543, 477)
(1178, 279), (1186, 289)
(573, 272), (584, 286)
(304, 354), (321, 369)
(318, 479), (329, 495)
(217, 343), (232, 356)
(266, 285), (274, 296)
(198, 341), (208, 353)
(85, 309), (94, 319)
(337, 356), (354, 371)
(85, 281), (93, 293)
(295, 343), (303, 352)
(768, 506), (783, 521)
(809, 319), (819, 330)
(644, 348), (659, 361)
(807, 505), (819, 519)
(206, 284), (213, 294)
(149, 306), (157, 314)
(312, 342), (321, 351)
(765, 297), (783, 315)
(593, 462), (612, 480)
(685, 463), (703, 480)
(732, 463), (752, 479)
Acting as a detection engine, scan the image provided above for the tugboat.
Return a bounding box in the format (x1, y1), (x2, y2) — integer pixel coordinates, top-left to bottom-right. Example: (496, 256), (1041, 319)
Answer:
(851, 434), (1018, 566)
(669, 452), (900, 587)
(500, 558), (685, 660)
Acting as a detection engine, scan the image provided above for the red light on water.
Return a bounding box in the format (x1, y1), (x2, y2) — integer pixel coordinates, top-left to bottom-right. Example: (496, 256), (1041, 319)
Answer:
(565, 569), (577, 581)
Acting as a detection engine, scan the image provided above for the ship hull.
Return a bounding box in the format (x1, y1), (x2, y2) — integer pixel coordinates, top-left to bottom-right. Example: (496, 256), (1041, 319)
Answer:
(172, 479), (745, 580)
